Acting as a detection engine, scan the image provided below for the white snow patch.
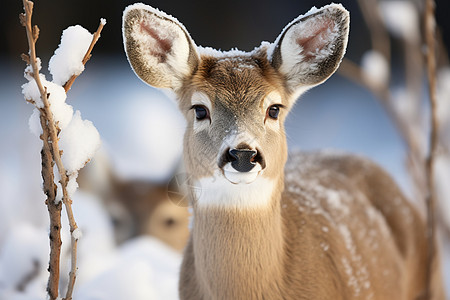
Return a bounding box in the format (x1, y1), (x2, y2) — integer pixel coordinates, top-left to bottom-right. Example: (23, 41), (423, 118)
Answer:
(58, 110), (101, 174)
(379, 1), (420, 42)
(198, 46), (251, 58)
(361, 50), (389, 89)
(0, 224), (49, 299)
(22, 76), (74, 130)
(108, 91), (184, 181)
(28, 108), (42, 137)
(72, 228), (83, 240)
(435, 156), (450, 229)
(67, 172), (79, 198)
(75, 237), (181, 300)
(49, 25), (93, 86)
(24, 57), (41, 81)
(437, 67), (450, 129)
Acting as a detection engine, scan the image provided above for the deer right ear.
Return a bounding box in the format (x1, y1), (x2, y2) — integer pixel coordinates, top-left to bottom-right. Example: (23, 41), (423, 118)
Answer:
(122, 4), (199, 90)
(270, 4), (349, 96)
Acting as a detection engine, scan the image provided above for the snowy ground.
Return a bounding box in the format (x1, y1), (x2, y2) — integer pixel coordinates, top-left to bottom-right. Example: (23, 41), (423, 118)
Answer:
(0, 56), (448, 299)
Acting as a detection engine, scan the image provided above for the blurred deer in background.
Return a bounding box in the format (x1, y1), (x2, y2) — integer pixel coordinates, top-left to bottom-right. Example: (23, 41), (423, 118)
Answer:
(123, 3), (445, 299)
(78, 151), (190, 252)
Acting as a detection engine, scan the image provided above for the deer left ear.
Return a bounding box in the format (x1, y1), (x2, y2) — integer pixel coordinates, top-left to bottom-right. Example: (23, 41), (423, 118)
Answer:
(270, 4), (349, 95)
(122, 4), (199, 91)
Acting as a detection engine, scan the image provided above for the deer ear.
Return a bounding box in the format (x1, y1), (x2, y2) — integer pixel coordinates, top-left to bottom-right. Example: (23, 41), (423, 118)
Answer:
(122, 4), (199, 90)
(270, 4), (349, 94)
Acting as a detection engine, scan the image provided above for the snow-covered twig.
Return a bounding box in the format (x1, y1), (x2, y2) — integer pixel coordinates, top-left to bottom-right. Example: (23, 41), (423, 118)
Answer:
(20, 2), (64, 299)
(423, 0), (439, 297)
(64, 19), (106, 92)
(20, 1), (103, 299)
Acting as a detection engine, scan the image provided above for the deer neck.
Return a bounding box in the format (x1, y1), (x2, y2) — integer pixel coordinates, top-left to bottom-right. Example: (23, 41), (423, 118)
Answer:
(191, 175), (286, 298)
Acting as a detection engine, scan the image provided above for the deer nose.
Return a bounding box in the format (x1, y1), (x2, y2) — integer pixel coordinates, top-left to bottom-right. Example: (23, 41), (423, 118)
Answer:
(227, 149), (257, 172)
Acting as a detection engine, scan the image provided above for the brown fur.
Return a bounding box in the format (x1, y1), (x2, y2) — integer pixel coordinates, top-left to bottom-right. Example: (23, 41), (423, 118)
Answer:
(179, 152), (445, 300)
(122, 4), (445, 299)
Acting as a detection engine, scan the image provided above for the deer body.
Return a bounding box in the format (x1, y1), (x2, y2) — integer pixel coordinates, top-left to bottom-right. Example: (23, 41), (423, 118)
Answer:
(123, 4), (444, 299)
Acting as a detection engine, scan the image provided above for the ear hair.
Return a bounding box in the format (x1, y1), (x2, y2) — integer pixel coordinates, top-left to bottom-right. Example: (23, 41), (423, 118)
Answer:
(122, 3), (199, 90)
(270, 4), (350, 96)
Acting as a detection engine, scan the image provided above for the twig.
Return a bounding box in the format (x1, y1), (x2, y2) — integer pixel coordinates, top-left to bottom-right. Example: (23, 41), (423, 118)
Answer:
(21, 1), (80, 299)
(423, 0), (439, 297)
(64, 19), (105, 92)
(21, 2), (64, 299)
(339, 0), (428, 204)
(356, 0), (391, 63)
(339, 59), (421, 162)
(40, 112), (62, 299)
(63, 201), (79, 300)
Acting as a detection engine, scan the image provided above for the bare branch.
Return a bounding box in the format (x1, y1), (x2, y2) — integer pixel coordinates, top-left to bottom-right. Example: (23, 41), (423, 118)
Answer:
(40, 112), (62, 300)
(423, 0), (439, 298)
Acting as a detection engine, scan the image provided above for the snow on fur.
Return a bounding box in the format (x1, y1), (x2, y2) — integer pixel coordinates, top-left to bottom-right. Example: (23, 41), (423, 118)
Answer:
(123, 3), (347, 76)
(49, 25), (93, 86)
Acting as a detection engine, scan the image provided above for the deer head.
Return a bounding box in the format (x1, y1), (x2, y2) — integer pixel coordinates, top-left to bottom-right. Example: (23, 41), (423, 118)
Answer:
(123, 4), (349, 208)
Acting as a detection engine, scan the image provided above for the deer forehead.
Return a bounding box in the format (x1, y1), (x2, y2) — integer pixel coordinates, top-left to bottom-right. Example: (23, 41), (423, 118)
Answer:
(188, 55), (287, 109)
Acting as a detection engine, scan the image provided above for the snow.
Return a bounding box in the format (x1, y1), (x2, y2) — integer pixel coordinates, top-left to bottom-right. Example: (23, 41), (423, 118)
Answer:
(58, 110), (101, 174)
(22, 76), (74, 130)
(67, 173), (79, 198)
(0, 224), (49, 300)
(435, 156), (450, 229)
(379, 1), (420, 42)
(437, 67), (450, 129)
(75, 237), (181, 300)
(49, 25), (93, 86)
(106, 91), (184, 181)
(28, 108), (42, 137)
(197, 46), (251, 58)
(361, 50), (389, 89)
(72, 228), (82, 240)
(24, 57), (41, 81)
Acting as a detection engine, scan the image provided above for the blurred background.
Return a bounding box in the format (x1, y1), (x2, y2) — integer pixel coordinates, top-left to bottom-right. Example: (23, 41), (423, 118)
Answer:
(0, 0), (449, 299)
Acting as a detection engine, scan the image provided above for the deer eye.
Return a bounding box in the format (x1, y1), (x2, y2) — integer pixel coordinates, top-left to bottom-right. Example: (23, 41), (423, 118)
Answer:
(266, 105), (281, 120)
(191, 105), (210, 121)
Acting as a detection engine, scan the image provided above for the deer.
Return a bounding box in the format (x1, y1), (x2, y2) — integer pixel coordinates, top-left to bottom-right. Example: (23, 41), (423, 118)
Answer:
(122, 3), (445, 299)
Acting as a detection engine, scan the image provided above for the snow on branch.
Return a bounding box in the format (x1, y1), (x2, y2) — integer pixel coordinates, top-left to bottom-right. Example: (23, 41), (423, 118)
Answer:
(20, 1), (105, 299)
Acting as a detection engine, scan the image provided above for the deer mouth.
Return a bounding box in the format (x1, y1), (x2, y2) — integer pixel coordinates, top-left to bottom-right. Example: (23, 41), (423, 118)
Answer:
(221, 163), (263, 184)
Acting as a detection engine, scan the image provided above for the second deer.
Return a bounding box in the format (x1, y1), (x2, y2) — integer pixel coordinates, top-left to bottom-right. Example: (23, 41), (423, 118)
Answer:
(123, 3), (445, 299)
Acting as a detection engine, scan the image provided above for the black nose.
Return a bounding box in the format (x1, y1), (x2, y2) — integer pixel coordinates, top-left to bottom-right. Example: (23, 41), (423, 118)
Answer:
(227, 149), (257, 172)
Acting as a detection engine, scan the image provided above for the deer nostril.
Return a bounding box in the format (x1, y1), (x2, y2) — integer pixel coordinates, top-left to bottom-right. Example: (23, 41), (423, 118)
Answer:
(228, 149), (257, 172)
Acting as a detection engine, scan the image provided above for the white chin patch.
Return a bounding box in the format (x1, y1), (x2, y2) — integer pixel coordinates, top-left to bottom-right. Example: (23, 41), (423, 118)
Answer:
(194, 172), (275, 209)
(223, 163), (262, 184)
